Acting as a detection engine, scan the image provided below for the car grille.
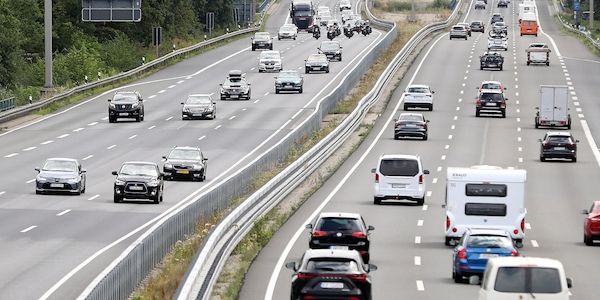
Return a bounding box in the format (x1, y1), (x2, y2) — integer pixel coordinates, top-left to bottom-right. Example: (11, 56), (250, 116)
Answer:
(115, 104), (133, 110)
(174, 164), (192, 170)
(125, 182), (148, 193)
(190, 108), (206, 113)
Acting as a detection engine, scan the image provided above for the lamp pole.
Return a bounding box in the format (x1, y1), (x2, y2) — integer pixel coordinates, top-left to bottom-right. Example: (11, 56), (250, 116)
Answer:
(590, 0), (594, 31)
(43, 0), (53, 91)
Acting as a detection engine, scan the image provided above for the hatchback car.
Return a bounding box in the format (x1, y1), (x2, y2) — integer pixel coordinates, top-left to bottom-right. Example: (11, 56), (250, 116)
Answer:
(474, 0), (486, 9)
(372, 154), (429, 205)
(458, 22), (472, 36)
(470, 20), (485, 32)
(450, 25), (469, 40)
(319, 41), (343, 61)
(394, 113), (429, 140)
(275, 70), (303, 94)
(108, 91), (144, 123)
(475, 89), (507, 118)
(112, 161), (164, 204)
(403, 84), (435, 111)
(582, 201), (600, 246)
(162, 146), (208, 181)
(181, 94), (216, 120)
(306, 212), (375, 263)
(35, 158), (86, 195)
(305, 53), (330, 73)
(285, 249), (377, 300)
(497, 0), (508, 7)
(452, 229), (519, 283)
(539, 131), (578, 162)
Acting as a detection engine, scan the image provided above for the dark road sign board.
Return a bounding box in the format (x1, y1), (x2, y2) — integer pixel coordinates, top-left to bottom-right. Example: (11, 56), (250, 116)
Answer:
(82, 0), (142, 22)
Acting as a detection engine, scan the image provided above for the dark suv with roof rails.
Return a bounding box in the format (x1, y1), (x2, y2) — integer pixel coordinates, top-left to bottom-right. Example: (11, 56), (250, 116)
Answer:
(108, 91), (144, 123)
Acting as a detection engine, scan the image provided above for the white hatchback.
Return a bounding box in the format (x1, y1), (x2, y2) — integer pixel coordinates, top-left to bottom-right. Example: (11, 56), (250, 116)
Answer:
(372, 154), (429, 205)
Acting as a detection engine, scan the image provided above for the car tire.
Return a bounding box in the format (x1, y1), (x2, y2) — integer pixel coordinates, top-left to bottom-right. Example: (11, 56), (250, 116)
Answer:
(453, 271), (462, 283)
(445, 237), (452, 246)
(501, 111), (506, 118)
(428, 104), (433, 111)
(212, 113), (216, 120)
(135, 115), (141, 122)
(476, 109), (481, 117)
(373, 197), (381, 205)
(500, 66), (503, 71)
(109, 116), (116, 123)
(416, 197), (425, 206)
(258, 69), (263, 73)
(36, 190), (42, 195)
(275, 89), (280, 94)
(584, 234), (593, 246)
(540, 156), (546, 162)
(114, 194), (122, 203)
(141, 114), (144, 121)
(153, 195), (160, 204)
(81, 184), (86, 194)
(423, 134), (428, 141)
(572, 156), (577, 163)
(404, 104), (409, 111)
(362, 253), (370, 264)
(326, 67), (330, 73)
(299, 88), (303, 93)
(305, 68), (310, 74)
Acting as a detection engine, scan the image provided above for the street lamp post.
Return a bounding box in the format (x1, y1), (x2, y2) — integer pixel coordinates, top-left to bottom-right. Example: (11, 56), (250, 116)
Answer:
(43, 0), (53, 91)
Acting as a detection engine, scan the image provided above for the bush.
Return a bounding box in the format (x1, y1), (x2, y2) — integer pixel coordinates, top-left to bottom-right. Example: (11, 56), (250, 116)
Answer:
(431, 0), (452, 8)
(100, 32), (143, 72)
(53, 39), (106, 86)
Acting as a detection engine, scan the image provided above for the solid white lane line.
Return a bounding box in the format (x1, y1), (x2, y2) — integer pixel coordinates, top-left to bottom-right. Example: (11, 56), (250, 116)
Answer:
(26, 178), (36, 184)
(158, 90), (166, 94)
(415, 236), (422, 244)
(56, 209), (71, 216)
(20, 226), (37, 233)
(73, 127), (85, 132)
(229, 116), (236, 120)
(128, 135), (137, 139)
(432, 178), (438, 184)
(415, 256), (422, 266)
(198, 136), (206, 141)
(417, 220), (424, 227)
(23, 147), (36, 151)
(531, 240), (539, 247)
(57, 134), (69, 139)
(168, 85), (176, 89)
(88, 122), (98, 126)
(82, 155), (93, 161)
(580, 120), (600, 167)
(40, 140), (54, 145)
(214, 125), (222, 130)
(165, 116), (173, 121)
(87, 194), (100, 201)
(106, 145), (116, 150)
(416, 280), (425, 291)
(148, 95), (156, 99)
(148, 125), (156, 130)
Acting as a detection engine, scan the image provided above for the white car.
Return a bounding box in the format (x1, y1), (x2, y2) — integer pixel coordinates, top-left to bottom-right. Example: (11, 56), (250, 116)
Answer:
(403, 84), (434, 111)
(488, 36), (508, 51)
(258, 50), (282, 72)
(278, 24), (298, 40)
(340, 0), (352, 11)
(372, 154), (429, 205)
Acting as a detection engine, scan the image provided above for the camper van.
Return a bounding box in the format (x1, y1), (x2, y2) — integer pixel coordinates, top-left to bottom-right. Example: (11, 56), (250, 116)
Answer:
(444, 166), (527, 247)
(518, 3), (536, 23)
(520, 12), (539, 36)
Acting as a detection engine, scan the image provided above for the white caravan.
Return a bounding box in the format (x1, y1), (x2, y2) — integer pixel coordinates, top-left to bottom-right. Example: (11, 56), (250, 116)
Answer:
(519, 3), (536, 22)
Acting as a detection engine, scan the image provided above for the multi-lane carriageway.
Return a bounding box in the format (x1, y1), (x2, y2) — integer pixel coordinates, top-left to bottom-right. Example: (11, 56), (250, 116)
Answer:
(240, 0), (600, 299)
(0, 0), (381, 299)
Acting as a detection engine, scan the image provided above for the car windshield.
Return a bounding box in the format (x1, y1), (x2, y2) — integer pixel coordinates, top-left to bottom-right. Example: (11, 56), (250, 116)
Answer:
(379, 159), (419, 176)
(278, 71), (299, 78)
(453, 26), (464, 30)
(472, 21), (482, 25)
(530, 43), (547, 48)
(317, 217), (361, 232)
(399, 114), (423, 122)
(494, 267), (562, 293)
(228, 76), (242, 83)
(482, 83), (501, 90)
(495, 22), (506, 26)
(119, 164), (158, 176)
(547, 136), (572, 143)
(467, 235), (513, 248)
(281, 25), (295, 31)
(43, 160), (77, 172)
(321, 42), (340, 51)
(254, 34), (270, 41)
(113, 94), (137, 103)
(308, 55), (326, 61)
(305, 259), (359, 273)
(294, 10), (312, 17)
(481, 93), (504, 101)
(169, 149), (202, 160)
(407, 87), (430, 93)
(261, 52), (280, 59)
(186, 96), (211, 104)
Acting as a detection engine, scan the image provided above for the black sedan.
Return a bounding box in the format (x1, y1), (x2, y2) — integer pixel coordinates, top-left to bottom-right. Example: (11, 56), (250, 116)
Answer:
(35, 158), (86, 195)
(275, 70), (304, 94)
(539, 131), (579, 162)
(393, 113), (429, 140)
(162, 146), (208, 181)
(112, 161), (164, 203)
(306, 212), (374, 263)
(182, 94), (216, 120)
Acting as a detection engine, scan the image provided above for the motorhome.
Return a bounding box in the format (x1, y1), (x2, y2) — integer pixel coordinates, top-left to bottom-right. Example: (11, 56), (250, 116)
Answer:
(518, 3), (536, 22)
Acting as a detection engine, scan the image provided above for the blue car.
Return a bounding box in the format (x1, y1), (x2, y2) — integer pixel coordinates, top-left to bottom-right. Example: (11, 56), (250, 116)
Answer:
(452, 229), (519, 283)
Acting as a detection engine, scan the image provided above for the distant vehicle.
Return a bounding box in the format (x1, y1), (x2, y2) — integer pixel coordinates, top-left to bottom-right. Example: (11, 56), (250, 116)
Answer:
(526, 43), (550, 65)
(539, 131), (578, 162)
(305, 53), (330, 73)
(492, 21), (508, 34)
(450, 25), (469, 40)
(275, 70), (304, 94)
(306, 212), (375, 263)
(458, 22), (472, 36)
(518, 3), (536, 22)
(162, 146), (208, 181)
(402, 84), (434, 111)
(478, 80), (507, 93)
(319, 14), (333, 26)
(535, 85), (570, 128)
(444, 166), (527, 247)
(108, 91), (144, 123)
(393, 112), (429, 140)
(488, 35), (508, 51)
(582, 200), (600, 246)
(452, 229), (519, 283)
(475, 89), (507, 118)
(298, 277), (363, 299)
(278, 24), (298, 40)
(258, 50), (283, 72)
(319, 41), (343, 61)
(470, 20), (485, 32)
(220, 70), (251, 100)
(480, 52), (504, 70)
(181, 94), (216, 120)
(491, 13), (503, 24)
(251, 32), (273, 51)
(35, 158), (86, 195)
(474, 0), (486, 9)
(476, 257), (573, 300)
(112, 161), (164, 204)
(497, 0), (508, 7)
(290, 0), (315, 31)
(340, 0), (352, 11)
(285, 249), (377, 300)
(520, 12), (539, 36)
(372, 154), (429, 205)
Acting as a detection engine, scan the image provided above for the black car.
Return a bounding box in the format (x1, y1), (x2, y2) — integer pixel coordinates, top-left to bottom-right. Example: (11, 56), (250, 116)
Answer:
(275, 70), (304, 94)
(35, 158), (86, 195)
(286, 249), (377, 300)
(497, 0), (508, 7)
(539, 132), (579, 162)
(306, 212), (374, 263)
(251, 32), (273, 51)
(108, 91), (144, 123)
(162, 146), (208, 181)
(394, 112), (429, 140)
(470, 20), (485, 33)
(112, 162), (164, 204)
(319, 41), (343, 61)
(182, 94), (216, 120)
(299, 277), (363, 299)
(475, 89), (507, 118)
(480, 52), (504, 71)
(491, 13), (504, 24)
(305, 54), (330, 73)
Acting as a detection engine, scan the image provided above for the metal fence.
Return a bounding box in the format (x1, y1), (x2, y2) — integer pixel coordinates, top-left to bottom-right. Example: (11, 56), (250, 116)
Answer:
(554, 0), (600, 50)
(0, 97), (16, 112)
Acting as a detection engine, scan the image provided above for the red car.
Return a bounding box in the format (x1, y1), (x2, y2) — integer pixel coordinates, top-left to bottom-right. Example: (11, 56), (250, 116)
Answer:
(583, 201), (600, 246)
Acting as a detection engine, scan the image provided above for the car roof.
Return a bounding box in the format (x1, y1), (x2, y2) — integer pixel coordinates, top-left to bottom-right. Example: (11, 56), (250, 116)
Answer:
(171, 146), (201, 151)
(46, 158), (79, 163)
(318, 212), (361, 219)
(309, 53), (327, 59)
(261, 50), (280, 55)
(122, 161), (158, 166)
(399, 112), (424, 117)
(303, 249), (363, 261)
(546, 131), (573, 137)
(487, 257), (564, 269)
(188, 93), (212, 98)
(407, 84), (430, 89)
(481, 80), (502, 85)
(380, 154), (420, 160)
(466, 228), (511, 236)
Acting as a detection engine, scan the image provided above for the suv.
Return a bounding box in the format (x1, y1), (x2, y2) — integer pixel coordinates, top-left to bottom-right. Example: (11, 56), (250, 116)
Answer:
(112, 161), (164, 204)
(162, 146), (208, 181)
(470, 20), (485, 33)
(305, 53), (330, 73)
(475, 89), (507, 117)
(479, 52), (504, 70)
(220, 70), (251, 100)
(539, 131), (578, 162)
(108, 91), (144, 123)
(474, 0), (486, 9)
(319, 41), (343, 61)
(181, 94), (216, 120)
(490, 13), (503, 24)
(258, 50), (282, 72)
(450, 25), (469, 40)
(251, 32), (273, 51)
(306, 212), (375, 263)
(403, 84), (434, 111)
(497, 0), (508, 7)
(372, 154), (429, 205)
(394, 113), (429, 140)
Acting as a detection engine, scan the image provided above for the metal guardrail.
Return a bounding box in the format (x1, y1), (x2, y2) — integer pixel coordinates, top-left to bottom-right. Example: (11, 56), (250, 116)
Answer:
(0, 27), (259, 125)
(174, 0), (466, 300)
(553, 0), (600, 50)
(0, 97), (16, 112)
(258, 0), (270, 12)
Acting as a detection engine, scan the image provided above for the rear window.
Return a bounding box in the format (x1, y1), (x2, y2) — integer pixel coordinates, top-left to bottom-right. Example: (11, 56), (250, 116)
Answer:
(467, 235), (512, 248)
(466, 184), (507, 197)
(480, 93), (504, 101)
(305, 259), (359, 273)
(379, 159), (419, 176)
(317, 217), (361, 232)
(495, 267), (562, 293)
(465, 203), (507, 216)
(547, 136), (572, 143)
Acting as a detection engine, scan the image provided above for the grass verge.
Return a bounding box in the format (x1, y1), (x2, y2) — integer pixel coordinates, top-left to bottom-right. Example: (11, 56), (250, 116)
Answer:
(554, 14), (600, 57)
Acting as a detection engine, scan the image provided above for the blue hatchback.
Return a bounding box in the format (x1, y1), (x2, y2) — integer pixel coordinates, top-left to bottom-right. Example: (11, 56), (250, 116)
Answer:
(452, 229), (519, 283)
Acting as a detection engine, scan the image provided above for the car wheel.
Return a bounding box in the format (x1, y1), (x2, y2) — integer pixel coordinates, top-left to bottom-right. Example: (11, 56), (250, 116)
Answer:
(275, 89), (280, 94)
(36, 190), (42, 195)
(453, 271), (462, 283)
(109, 116), (115, 123)
(362, 253), (370, 264)
(81, 183), (86, 194)
(423, 134), (428, 141)
(416, 197), (425, 206)
(212, 113), (216, 120)
(584, 234), (593, 246)
(153, 195), (160, 204)
(572, 156), (577, 163)
(428, 104), (433, 111)
(501, 111), (506, 118)
(299, 88), (303, 93)
(135, 115), (141, 122)
(373, 197), (381, 205)
(500, 66), (503, 71)
(476, 109), (481, 117)
(326, 67), (330, 73)
(258, 69), (263, 73)
(114, 194), (122, 203)
(445, 237), (452, 246)
(540, 156), (546, 162)
(200, 171), (206, 182)
(404, 104), (409, 111)
(141, 114), (144, 121)
(252, 47), (255, 51)
(305, 68), (310, 74)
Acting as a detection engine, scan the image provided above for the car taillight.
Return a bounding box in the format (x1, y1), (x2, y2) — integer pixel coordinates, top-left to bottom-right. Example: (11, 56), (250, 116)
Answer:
(476, 99), (481, 106)
(511, 249), (519, 256)
(500, 101), (506, 108)
(351, 231), (367, 238)
(559, 121), (566, 125)
(520, 219), (525, 232)
(297, 273), (317, 280)
(446, 216), (451, 230)
(452, 227), (457, 233)
(348, 274), (367, 282)
(513, 229), (519, 235)
(457, 248), (467, 259)
(374, 173), (379, 183)
(419, 175), (424, 184)
(312, 230), (328, 237)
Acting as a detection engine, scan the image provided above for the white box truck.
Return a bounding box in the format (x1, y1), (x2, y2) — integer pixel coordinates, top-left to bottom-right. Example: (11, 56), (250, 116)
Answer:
(518, 3), (535, 22)
(444, 166), (527, 248)
(535, 85), (571, 129)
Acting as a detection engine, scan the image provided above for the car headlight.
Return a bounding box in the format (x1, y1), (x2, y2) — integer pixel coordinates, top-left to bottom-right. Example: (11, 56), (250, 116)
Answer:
(67, 177), (79, 183)
(183, 107), (190, 112)
(192, 164), (203, 170)
(109, 103), (116, 108)
(131, 102), (139, 108)
(164, 163), (173, 169)
(148, 179), (160, 187)
(37, 176), (47, 182)
(115, 178), (126, 186)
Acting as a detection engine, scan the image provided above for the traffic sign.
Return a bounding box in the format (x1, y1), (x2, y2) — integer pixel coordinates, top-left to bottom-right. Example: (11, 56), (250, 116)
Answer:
(82, 0), (142, 22)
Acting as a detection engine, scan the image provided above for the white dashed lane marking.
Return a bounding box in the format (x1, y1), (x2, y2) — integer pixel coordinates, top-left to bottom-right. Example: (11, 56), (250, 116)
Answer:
(214, 125), (222, 130)
(422, 204), (428, 211)
(20, 226), (37, 233)
(416, 280), (425, 291)
(56, 209), (71, 216)
(0, 191), (5, 196)
(177, 80), (185, 84)
(414, 256), (422, 266)
(165, 116), (173, 121)
(437, 166), (443, 172)
(107, 144), (116, 150)
(441, 155), (446, 160)
(525, 223), (532, 230)
(417, 220), (424, 226)
(414, 236), (422, 244)
(168, 85), (176, 89)
(531, 240), (539, 247)
(23, 147), (36, 151)
(73, 127), (85, 132)
(26, 178), (36, 184)
(87, 194), (100, 201)
(229, 116), (236, 120)
(148, 125), (156, 130)
(57, 134), (69, 139)
(158, 90), (166, 94)
(148, 95), (156, 99)
(426, 191), (432, 197)
(82, 155), (93, 161)
(253, 100), (260, 104)
(4, 153), (19, 158)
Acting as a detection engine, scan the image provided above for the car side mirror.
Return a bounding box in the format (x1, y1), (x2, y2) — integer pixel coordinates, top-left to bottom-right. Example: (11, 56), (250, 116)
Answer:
(426, 120), (430, 123)
(367, 264), (378, 272)
(567, 277), (573, 288)
(581, 209), (590, 215)
(162, 156), (167, 160)
(35, 168), (40, 172)
(203, 157), (209, 161)
(367, 225), (375, 231)
(504, 98), (508, 100)
(180, 102), (184, 105)
(371, 168), (376, 173)
(81, 169), (87, 173)
(538, 139), (542, 142)
(219, 83), (223, 86)
(431, 90), (435, 94)
(535, 106), (539, 109)
(305, 224), (313, 230)
(469, 275), (481, 285)
(213, 102), (216, 105)
(285, 262), (297, 271)
(112, 171), (118, 176)
(424, 170), (430, 175)
(393, 118), (398, 122)
(107, 99), (112, 102)
(442, 204), (446, 208)
(576, 140), (580, 143)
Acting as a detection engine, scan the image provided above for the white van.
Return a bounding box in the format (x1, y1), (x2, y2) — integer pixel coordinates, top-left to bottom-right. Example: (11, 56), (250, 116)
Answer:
(372, 154), (429, 205)
(518, 3), (536, 23)
(444, 166), (527, 247)
(477, 257), (572, 300)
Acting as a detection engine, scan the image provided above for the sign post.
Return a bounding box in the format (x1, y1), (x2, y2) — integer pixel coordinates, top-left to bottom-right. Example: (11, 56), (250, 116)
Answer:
(152, 27), (162, 58)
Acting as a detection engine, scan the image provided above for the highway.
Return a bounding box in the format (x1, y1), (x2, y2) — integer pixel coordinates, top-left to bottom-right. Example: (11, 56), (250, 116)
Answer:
(240, 0), (600, 299)
(0, 0), (383, 299)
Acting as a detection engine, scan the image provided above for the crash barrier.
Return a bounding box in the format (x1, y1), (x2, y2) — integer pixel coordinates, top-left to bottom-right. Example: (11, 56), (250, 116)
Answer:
(258, 0), (270, 12)
(174, 0), (467, 299)
(0, 97), (16, 112)
(553, 0), (600, 50)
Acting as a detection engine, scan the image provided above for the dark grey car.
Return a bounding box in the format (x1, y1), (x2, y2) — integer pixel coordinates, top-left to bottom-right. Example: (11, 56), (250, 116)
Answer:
(394, 113), (429, 140)
(181, 94), (216, 120)
(35, 158), (86, 195)
(275, 70), (304, 94)
(162, 146), (208, 181)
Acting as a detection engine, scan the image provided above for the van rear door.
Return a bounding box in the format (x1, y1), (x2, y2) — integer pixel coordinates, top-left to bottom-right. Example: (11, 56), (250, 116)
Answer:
(378, 158), (420, 195)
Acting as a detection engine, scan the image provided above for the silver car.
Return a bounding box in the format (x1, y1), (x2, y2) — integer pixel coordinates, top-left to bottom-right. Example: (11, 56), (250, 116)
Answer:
(278, 24), (298, 40)
(450, 25), (469, 40)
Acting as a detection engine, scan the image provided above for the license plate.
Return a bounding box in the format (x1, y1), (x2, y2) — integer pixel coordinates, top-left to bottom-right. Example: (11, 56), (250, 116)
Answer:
(320, 282), (344, 289)
(177, 169), (190, 174)
(486, 102), (497, 106)
(554, 147), (566, 150)
(406, 124), (417, 127)
(119, 112), (129, 116)
(231, 94), (239, 98)
(330, 245), (349, 250)
(50, 183), (64, 188)
(392, 183), (406, 188)
(314, 67), (321, 70)
(129, 186), (143, 191)
(479, 253), (499, 258)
